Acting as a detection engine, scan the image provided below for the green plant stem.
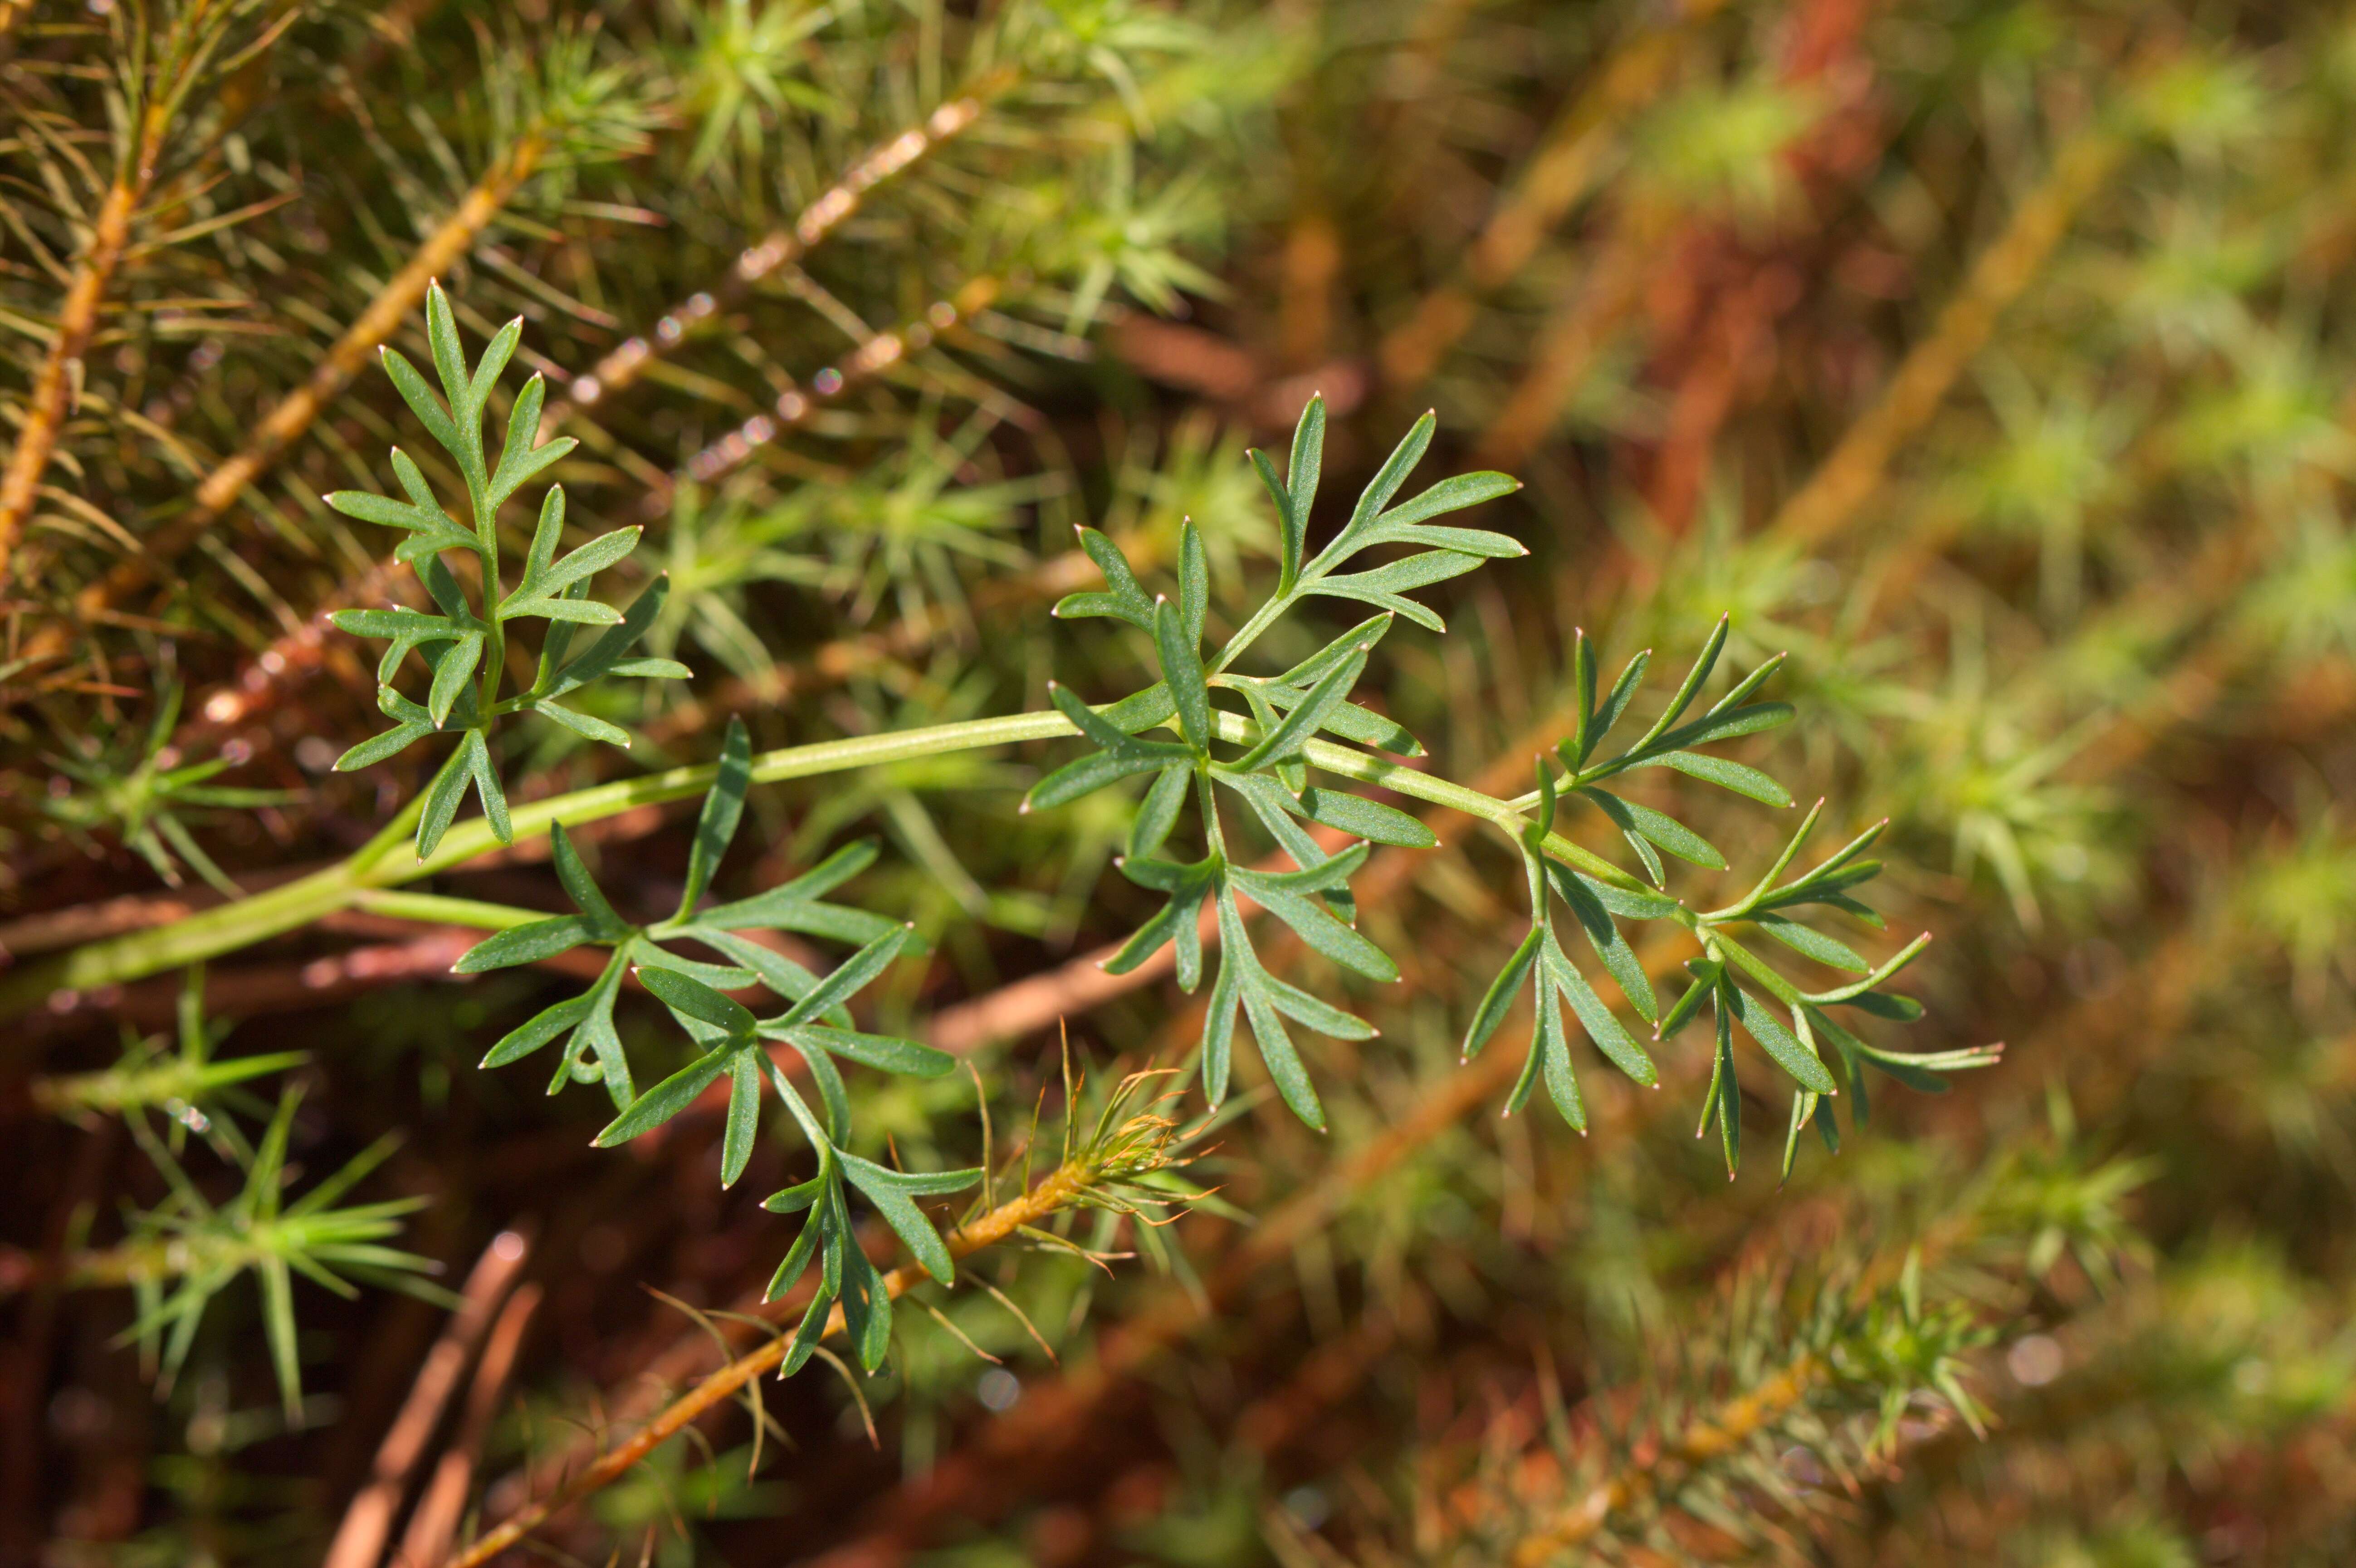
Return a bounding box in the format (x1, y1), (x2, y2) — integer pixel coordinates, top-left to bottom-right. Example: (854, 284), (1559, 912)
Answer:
(349, 890), (552, 931)
(7, 707), (1647, 1023)
(1267, 723), (1657, 901)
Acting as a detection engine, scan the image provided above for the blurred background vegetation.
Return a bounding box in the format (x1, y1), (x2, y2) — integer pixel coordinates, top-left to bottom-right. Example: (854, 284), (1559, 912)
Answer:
(5, 0), (2356, 1563)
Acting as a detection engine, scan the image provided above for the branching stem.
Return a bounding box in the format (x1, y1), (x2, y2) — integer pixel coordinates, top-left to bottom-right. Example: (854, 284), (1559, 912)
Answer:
(6, 708), (1634, 1023)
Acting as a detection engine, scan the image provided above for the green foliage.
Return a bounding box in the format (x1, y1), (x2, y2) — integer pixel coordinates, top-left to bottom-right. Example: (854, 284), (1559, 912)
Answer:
(26, 974), (439, 1423)
(39, 683), (290, 897)
(33, 966), (303, 1139)
(1431, 1135), (2151, 1566)
(1031, 396), (1522, 1127)
(456, 714), (974, 1356)
(325, 281), (688, 860)
(109, 1088), (444, 1423)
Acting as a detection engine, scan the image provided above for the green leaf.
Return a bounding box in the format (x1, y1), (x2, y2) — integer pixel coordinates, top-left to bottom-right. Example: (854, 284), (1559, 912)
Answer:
(334, 719), (432, 773)
(377, 347), (461, 459)
(333, 606), (466, 684)
(1055, 527), (1155, 626)
(325, 449), (468, 548)
(1529, 756), (1559, 841)
(1544, 939), (1656, 1084)
(764, 1170), (830, 1216)
(464, 729), (510, 845)
(1252, 394), (1324, 593)
(260, 1255), (302, 1420)
(522, 483), (564, 585)
(607, 655), (692, 680)
(1128, 763), (1192, 860)
(1768, 820), (1887, 902)
(1837, 990), (1926, 1022)
(1283, 396), (1325, 527)
(1178, 520), (1208, 650)
(638, 967), (756, 1037)
(487, 377), (576, 508)
(593, 1045), (739, 1146)
(1257, 964), (1376, 1041)
(1547, 865), (1658, 1022)
(1706, 996), (1740, 1173)
(1279, 692), (1421, 758)
(774, 928), (910, 1029)
(1637, 749), (1794, 807)
(1031, 746), (1183, 812)
(1703, 652), (1789, 718)
(763, 1190), (827, 1301)
(1232, 855), (1397, 982)
(1534, 975), (1586, 1131)
(571, 965), (635, 1110)
(1650, 700), (1794, 753)
(1029, 684), (1193, 811)
(1045, 680), (1185, 756)
(503, 595), (624, 626)
(1463, 924), (1542, 1060)
(1154, 598), (1211, 751)
(1718, 799), (1826, 918)
(776, 1025), (954, 1079)
(415, 744), (473, 861)
(1281, 612), (1385, 683)
(1308, 550), (1483, 631)
(1201, 903), (1249, 1106)
(1101, 681), (1178, 733)
(1633, 615), (1729, 750)
(1292, 786), (1434, 848)
(1804, 932), (1932, 1004)
(416, 553), (471, 621)
(530, 700), (631, 749)
(1568, 629), (1600, 766)
(425, 281), (473, 421)
(696, 839), (900, 946)
(1753, 913), (1869, 972)
(426, 632), (483, 727)
(1227, 647), (1366, 773)
(1722, 982), (1836, 1094)
(631, 944), (756, 991)
(1358, 521), (1524, 557)
(721, 1053), (761, 1188)
(1106, 855), (1219, 989)
(481, 987), (595, 1069)
(1655, 957), (1723, 1040)
(687, 931), (831, 1015)
(545, 575), (673, 699)
(506, 524), (640, 615)
(1572, 873), (1678, 921)
(549, 822), (628, 936)
(1580, 788), (1725, 876)
(454, 915), (592, 973)
(1216, 773), (1358, 923)
(1365, 467), (1519, 530)
(781, 1189), (846, 1364)
(467, 316), (520, 411)
(841, 1152), (978, 1284)
(1340, 409), (1435, 545)
(680, 718), (752, 917)
(840, 1223), (893, 1371)
(1591, 649), (1651, 753)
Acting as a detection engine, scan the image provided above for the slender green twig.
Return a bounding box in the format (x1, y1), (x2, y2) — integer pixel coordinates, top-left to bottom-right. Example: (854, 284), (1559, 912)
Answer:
(1, 709), (1606, 1023)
